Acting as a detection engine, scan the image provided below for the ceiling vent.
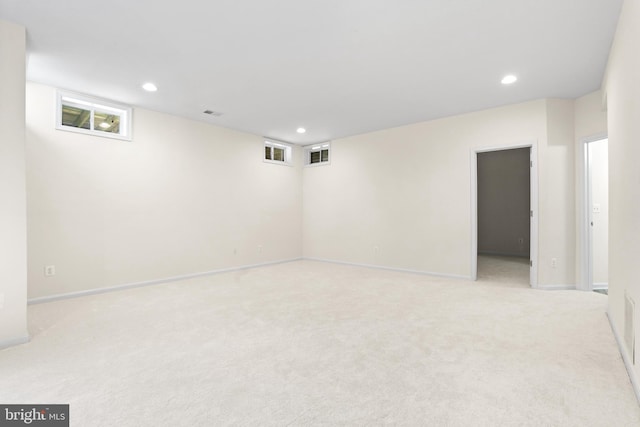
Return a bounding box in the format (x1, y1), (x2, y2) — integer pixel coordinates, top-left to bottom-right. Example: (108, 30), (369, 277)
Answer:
(203, 110), (223, 117)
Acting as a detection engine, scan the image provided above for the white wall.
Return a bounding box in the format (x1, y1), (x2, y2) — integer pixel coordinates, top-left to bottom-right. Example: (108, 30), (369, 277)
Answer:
(603, 0), (640, 391)
(589, 139), (609, 285)
(303, 99), (577, 285)
(575, 91), (608, 138)
(477, 148), (530, 257)
(0, 20), (29, 347)
(26, 83), (303, 299)
(541, 99), (576, 286)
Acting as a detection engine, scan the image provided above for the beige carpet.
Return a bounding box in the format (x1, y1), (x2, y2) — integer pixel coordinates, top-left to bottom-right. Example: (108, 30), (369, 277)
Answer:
(1, 260), (638, 426)
(477, 254), (530, 286)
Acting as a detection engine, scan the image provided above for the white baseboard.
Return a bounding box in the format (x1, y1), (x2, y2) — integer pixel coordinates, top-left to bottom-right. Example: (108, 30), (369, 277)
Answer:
(535, 284), (576, 291)
(593, 282), (609, 290)
(607, 311), (640, 405)
(28, 258), (302, 305)
(303, 257), (471, 280)
(0, 335), (30, 351)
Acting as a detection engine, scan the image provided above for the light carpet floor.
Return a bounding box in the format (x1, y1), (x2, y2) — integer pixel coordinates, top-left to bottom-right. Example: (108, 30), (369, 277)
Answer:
(1, 260), (638, 426)
(477, 255), (530, 286)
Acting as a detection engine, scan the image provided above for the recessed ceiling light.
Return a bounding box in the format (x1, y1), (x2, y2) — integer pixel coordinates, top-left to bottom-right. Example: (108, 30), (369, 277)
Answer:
(296, 127), (306, 134)
(501, 75), (518, 85)
(98, 122), (110, 129)
(142, 82), (158, 92)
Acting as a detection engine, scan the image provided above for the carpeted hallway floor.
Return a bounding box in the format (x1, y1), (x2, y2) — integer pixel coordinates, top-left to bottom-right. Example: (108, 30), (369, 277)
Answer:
(0, 260), (637, 426)
(477, 254), (530, 286)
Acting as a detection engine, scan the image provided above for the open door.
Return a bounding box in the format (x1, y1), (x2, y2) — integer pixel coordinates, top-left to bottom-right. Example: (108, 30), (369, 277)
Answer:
(584, 138), (609, 292)
(471, 142), (538, 287)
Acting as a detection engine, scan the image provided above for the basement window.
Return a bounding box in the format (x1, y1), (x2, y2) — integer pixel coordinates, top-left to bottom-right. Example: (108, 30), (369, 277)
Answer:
(305, 143), (330, 166)
(56, 91), (132, 141)
(264, 139), (292, 165)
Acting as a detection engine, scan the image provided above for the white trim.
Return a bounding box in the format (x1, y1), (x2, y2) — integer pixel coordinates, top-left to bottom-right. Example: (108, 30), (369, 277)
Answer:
(608, 311), (640, 405)
(0, 335), (30, 351)
(593, 282), (609, 290)
(530, 143), (539, 288)
(470, 150), (478, 281)
(580, 136), (591, 291)
(28, 258), (302, 305)
(470, 140), (538, 288)
(304, 257), (471, 280)
(581, 133), (609, 144)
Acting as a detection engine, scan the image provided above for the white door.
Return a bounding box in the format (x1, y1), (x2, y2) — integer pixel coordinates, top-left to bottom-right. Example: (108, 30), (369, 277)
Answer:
(586, 138), (609, 290)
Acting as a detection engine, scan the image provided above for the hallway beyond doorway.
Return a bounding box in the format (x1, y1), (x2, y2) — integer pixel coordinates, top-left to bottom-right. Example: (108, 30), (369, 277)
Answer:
(477, 255), (529, 287)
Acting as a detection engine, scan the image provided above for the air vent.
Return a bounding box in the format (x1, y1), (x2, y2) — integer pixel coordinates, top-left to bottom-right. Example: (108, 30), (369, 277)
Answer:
(203, 110), (223, 117)
(625, 292), (635, 365)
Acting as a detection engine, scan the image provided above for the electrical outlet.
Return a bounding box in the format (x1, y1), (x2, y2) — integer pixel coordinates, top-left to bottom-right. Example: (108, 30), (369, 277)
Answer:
(257, 245), (263, 253)
(45, 265), (56, 276)
(551, 258), (557, 268)
(233, 248), (237, 255)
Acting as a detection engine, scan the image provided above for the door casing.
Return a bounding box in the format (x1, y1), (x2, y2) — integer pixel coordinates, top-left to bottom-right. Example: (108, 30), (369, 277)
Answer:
(470, 141), (538, 287)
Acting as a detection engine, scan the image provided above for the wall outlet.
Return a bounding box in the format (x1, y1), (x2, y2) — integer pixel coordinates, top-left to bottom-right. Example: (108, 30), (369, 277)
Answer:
(257, 245), (263, 254)
(551, 258), (557, 268)
(45, 265), (56, 276)
(233, 248), (237, 255)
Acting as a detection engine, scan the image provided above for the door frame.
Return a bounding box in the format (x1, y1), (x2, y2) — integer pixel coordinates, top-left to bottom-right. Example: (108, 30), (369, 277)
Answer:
(580, 134), (608, 291)
(470, 140), (538, 287)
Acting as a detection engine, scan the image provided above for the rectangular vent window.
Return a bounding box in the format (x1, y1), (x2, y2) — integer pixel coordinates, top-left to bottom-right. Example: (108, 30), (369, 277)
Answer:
(305, 143), (331, 166)
(56, 90), (132, 141)
(264, 139), (292, 165)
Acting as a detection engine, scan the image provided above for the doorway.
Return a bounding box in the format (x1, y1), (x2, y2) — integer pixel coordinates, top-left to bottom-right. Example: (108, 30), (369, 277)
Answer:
(471, 142), (538, 287)
(584, 137), (609, 292)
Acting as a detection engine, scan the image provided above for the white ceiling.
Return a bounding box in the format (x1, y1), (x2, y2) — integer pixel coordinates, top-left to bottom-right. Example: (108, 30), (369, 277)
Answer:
(0, 0), (622, 144)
